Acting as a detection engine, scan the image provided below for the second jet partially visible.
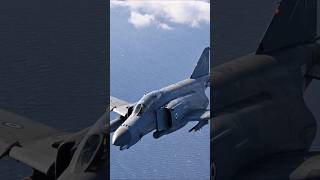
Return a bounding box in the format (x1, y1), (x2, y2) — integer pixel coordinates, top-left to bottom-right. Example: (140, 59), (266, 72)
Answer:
(110, 48), (210, 150)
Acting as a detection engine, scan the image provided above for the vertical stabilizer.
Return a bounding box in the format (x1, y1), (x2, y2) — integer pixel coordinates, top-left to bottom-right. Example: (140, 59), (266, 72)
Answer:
(256, 0), (317, 54)
(191, 47), (210, 79)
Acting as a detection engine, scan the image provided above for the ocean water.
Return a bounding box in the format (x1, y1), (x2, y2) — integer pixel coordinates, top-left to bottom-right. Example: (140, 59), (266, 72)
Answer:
(0, 0), (107, 179)
(110, 7), (210, 180)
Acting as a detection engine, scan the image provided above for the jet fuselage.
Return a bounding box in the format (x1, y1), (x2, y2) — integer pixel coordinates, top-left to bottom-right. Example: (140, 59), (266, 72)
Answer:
(112, 75), (209, 149)
(212, 44), (320, 179)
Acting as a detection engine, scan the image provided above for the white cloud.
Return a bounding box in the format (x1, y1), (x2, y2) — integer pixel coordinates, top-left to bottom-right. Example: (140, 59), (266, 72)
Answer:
(129, 11), (154, 28)
(158, 22), (173, 30)
(111, 0), (210, 30)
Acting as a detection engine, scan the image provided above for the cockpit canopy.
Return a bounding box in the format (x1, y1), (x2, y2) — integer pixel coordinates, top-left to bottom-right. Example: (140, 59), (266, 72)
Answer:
(134, 103), (144, 115)
(133, 91), (161, 116)
(74, 133), (104, 172)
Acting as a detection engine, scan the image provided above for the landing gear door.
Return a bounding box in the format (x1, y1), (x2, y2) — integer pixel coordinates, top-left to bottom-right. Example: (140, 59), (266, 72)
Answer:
(156, 107), (172, 131)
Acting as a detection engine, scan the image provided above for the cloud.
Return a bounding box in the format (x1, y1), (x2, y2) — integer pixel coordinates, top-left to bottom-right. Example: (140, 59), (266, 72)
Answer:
(129, 11), (155, 28)
(111, 0), (210, 30)
(158, 23), (173, 31)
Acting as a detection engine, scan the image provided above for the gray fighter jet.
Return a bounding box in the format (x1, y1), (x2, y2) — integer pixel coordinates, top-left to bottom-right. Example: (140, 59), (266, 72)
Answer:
(110, 48), (210, 150)
(212, 0), (320, 179)
(0, 110), (107, 180)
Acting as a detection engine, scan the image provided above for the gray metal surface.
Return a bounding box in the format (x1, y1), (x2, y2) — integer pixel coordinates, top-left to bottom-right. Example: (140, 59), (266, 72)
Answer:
(212, 0), (320, 179)
(0, 110), (107, 180)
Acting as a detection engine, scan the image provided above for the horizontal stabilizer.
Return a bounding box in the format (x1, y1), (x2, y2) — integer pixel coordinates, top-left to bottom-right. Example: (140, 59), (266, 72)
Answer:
(185, 110), (210, 132)
(189, 120), (208, 132)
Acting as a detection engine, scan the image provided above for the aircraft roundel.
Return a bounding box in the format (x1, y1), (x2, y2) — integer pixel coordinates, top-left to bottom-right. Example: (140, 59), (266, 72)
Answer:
(1, 122), (24, 129)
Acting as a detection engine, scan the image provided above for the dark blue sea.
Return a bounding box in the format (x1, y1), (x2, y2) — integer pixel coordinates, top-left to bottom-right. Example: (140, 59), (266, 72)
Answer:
(0, 0), (107, 179)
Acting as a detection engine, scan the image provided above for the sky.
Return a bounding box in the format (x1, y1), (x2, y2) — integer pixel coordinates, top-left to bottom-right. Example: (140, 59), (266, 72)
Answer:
(110, 0), (210, 179)
(111, 0), (209, 30)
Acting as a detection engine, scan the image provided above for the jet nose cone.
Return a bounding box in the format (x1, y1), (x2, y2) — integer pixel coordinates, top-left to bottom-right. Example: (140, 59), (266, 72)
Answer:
(112, 126), (131, 146)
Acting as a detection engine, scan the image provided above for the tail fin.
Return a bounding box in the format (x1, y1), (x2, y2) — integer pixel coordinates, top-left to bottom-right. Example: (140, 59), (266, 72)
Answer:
(256, 0), (317, 54)
(191, 47), (210, 79)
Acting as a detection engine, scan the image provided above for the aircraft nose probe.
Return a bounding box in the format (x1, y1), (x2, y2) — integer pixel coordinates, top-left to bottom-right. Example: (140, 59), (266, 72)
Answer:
(112, 126), (131, 147)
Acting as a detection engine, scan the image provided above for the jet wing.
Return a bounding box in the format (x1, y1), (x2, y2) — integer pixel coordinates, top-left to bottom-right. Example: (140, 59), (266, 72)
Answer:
(0, 109), (70, 175)
(110, 96), (132, 116)
(186, 110), (210, 132)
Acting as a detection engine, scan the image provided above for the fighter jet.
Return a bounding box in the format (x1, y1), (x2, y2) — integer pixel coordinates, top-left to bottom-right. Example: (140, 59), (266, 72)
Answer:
(110, 48), (210, 150)
(0, 110), (107, 180)
(212, 0), (320, 179)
